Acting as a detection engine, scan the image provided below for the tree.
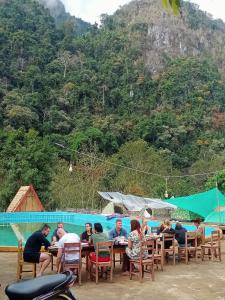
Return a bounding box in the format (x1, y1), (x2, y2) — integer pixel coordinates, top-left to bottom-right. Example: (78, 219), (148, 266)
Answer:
(49, 152), (108, 210)
(0, 129), (56, 209)
(0, 0), (225, 212)
(102, 139), (175, 197)
(206, 170), (225, 195)
(57, 51), (77, 78)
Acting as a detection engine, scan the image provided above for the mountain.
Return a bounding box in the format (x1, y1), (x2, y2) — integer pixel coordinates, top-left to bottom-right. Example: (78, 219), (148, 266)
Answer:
(38, 0), (91, 34)
(112, 0), (225, 75)
(0, 0), (224, 210)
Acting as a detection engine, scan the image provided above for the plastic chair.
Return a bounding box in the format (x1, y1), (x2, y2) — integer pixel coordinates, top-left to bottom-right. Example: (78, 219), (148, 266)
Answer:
(17, 240), (36, 280)
(62, 242), (82, 285)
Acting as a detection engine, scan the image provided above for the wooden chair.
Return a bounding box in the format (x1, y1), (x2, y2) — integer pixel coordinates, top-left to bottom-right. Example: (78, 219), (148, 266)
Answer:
(129, 239), (155, 282)
(154, 239), (164, 271)
(17, 240), (36, 280)
(89, 241), (113, 284)
(195, 226), (205, 257)
(178, 232), (197, 264)
(162, 233), (176, 265)
(62, 242), (82, 285)
(195, 225), (205, 246)
(201, 230), (222, 262)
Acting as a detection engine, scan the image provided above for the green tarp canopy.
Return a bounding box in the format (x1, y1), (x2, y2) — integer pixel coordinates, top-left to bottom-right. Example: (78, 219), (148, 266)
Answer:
(205, 211), (225, 223)
(166, 188), (225, 219)
(170, 208), (201, 222)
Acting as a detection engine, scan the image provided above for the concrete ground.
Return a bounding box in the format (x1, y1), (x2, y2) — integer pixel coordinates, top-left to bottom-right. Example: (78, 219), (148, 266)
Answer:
(1, 244), (225, 300)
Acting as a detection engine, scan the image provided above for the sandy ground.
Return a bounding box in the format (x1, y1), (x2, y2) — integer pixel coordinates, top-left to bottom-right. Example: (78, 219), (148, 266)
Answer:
(1, 244), (225, 300)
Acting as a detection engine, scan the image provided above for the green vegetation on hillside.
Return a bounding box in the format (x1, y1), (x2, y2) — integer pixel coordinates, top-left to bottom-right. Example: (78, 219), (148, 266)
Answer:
(0, 0), (224, 211)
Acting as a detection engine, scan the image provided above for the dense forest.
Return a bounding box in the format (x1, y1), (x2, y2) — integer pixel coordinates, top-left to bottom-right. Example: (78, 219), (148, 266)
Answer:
(0, 0), (224, 211)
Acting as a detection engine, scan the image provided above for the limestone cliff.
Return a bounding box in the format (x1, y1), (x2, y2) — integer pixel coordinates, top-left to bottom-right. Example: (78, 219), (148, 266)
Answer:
(113, 0), (225, 75)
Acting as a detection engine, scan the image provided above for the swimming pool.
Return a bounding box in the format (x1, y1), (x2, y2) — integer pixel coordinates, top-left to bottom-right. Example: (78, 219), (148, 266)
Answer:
(0, 223), (84, 246)
(0, 212), (215, 248)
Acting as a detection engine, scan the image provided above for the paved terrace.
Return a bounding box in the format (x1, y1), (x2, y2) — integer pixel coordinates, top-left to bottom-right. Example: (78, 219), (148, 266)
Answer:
(1, 243), (225, 300)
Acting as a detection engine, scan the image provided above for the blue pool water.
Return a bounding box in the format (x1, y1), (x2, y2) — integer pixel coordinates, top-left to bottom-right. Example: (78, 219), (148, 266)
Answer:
(0, 212), (215, 247)
(0, 223), (84, 246)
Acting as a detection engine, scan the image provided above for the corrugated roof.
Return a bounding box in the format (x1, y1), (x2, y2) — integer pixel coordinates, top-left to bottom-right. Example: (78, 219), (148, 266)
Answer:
(98, 191), (176, 211)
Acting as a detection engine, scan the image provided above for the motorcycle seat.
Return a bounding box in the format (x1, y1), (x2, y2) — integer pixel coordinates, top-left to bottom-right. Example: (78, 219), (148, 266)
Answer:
(5, 272), (72, 300)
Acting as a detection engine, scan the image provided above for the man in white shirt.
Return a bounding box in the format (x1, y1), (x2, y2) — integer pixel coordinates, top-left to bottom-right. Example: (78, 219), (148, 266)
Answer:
(56, 228), (80, 272)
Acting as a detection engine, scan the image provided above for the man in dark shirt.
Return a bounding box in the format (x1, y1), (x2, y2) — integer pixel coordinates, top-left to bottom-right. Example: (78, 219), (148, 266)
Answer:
(175, 222), (187, 246)
(23, 224), (51, 277)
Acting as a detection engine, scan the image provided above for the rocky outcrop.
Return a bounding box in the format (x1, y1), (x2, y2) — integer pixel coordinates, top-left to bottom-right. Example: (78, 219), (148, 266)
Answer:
(114, 0), (225, 75)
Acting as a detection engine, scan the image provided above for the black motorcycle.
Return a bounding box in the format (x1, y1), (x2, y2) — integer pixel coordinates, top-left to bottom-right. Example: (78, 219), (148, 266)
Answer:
(5, 270), (78, 300)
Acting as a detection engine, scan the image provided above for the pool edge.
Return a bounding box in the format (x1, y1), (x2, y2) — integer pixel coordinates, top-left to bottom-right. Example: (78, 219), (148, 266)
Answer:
(0, 246), (17, 252)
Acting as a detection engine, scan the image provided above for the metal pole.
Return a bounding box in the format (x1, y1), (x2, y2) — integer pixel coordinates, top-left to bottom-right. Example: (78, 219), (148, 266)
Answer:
(216, 181), (221, 224)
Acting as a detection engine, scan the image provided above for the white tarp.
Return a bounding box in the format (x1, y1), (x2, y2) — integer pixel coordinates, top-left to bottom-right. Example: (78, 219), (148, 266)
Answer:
(101, 201), (115, 215)
(98, 191), (177, 212)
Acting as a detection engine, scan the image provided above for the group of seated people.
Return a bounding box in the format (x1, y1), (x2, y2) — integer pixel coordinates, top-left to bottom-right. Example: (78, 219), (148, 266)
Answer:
(23, 218), (204, 277)
(157, 218), (204, 246)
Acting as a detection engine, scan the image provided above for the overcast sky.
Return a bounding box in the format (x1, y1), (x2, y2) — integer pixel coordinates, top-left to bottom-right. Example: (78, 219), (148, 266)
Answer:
(61, 0), (225, 24)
